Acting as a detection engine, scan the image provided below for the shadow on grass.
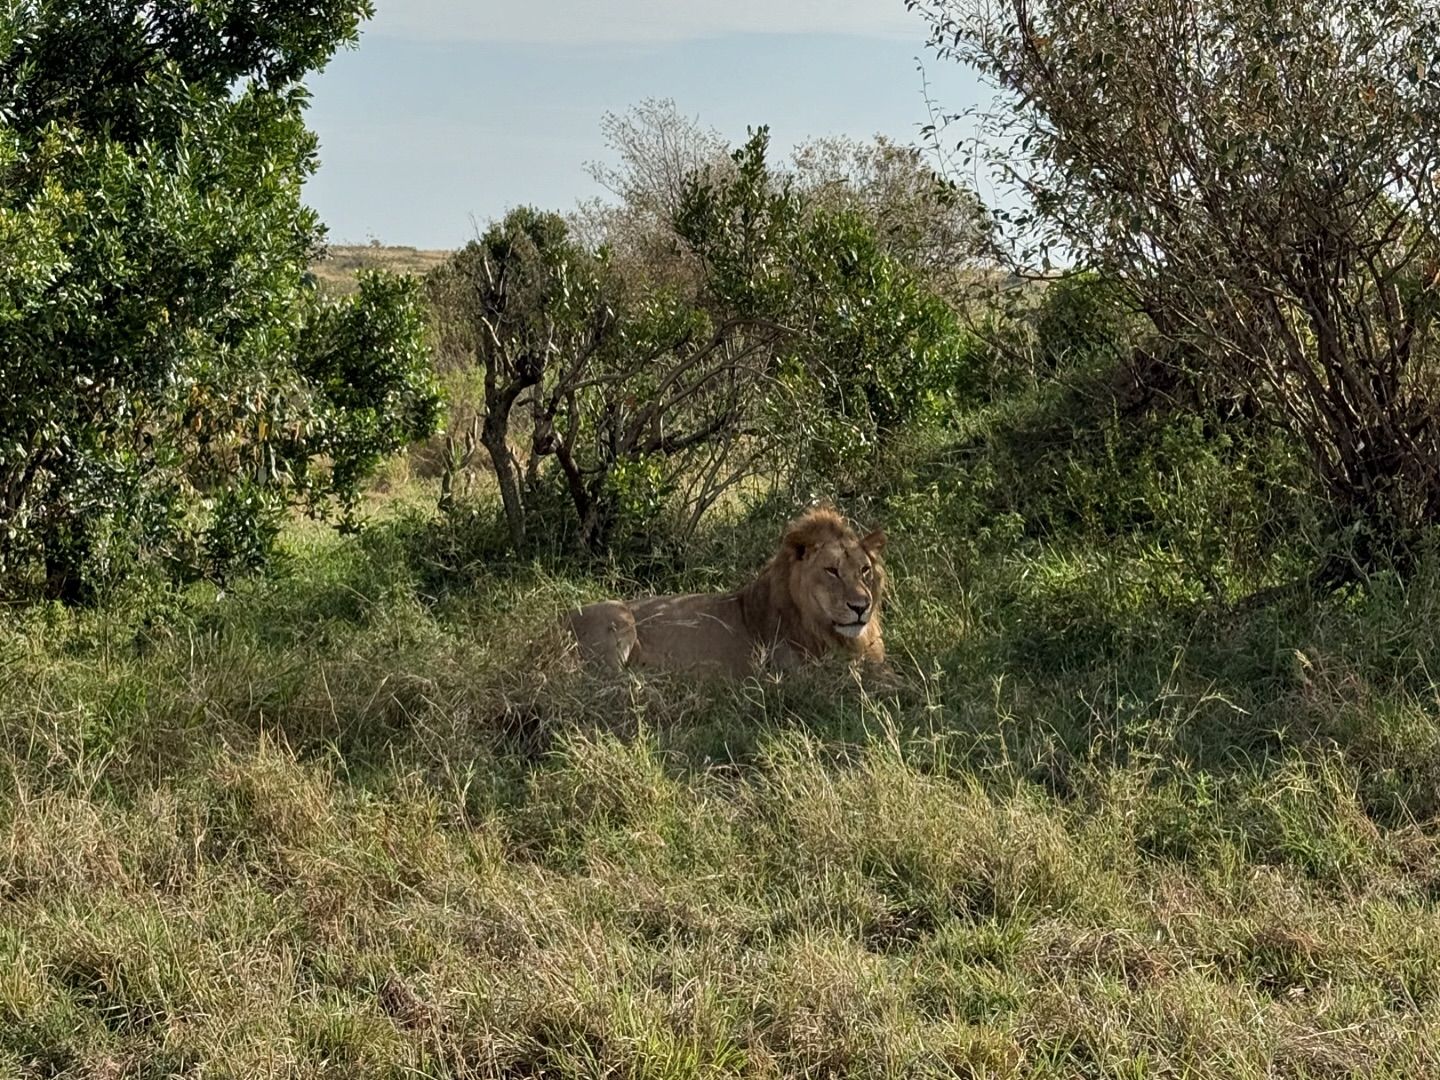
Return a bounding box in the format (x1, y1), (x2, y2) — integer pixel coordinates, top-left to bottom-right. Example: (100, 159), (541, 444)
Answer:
(9, 471), (1440, 862)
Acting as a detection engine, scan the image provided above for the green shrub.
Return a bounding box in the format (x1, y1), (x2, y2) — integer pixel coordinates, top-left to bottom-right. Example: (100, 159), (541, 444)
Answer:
(0, 2), (440, 602)
(677, 130), (979, 466)
(1034, 272), (1135, 373)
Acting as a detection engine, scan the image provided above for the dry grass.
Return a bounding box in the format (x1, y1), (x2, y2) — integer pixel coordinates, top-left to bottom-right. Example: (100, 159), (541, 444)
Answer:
(4, 480), (1440, 1077)
(310, 244), (452, 297)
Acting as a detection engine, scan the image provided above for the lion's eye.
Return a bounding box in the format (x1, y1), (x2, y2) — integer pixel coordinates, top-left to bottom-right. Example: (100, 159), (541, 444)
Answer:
(826, 567), (841, 578)
(861, 564), (873, 578)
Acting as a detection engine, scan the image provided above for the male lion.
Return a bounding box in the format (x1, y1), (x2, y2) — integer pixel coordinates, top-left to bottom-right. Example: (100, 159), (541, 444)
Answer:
(566, 508), (887, 677)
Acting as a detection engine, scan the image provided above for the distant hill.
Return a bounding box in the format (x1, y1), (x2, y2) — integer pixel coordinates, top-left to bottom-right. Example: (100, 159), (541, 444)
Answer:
(309, 244), (452, 296)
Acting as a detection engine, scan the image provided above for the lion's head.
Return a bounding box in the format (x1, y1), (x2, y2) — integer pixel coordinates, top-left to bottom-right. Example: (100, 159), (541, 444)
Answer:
(740, 507), (887, 659)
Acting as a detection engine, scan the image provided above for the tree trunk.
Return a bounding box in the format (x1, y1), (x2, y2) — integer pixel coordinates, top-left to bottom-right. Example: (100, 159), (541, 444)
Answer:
(553, 440), (603, 551)
(481, 416), (526, 550)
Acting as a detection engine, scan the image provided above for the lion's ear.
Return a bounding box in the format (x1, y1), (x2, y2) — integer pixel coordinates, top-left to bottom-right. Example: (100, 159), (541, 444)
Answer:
(861, 528), (887, 556)
(783, 518), (817, 560)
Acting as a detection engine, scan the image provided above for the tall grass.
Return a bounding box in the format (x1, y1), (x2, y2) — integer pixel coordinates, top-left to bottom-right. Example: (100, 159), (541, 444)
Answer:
(4, 396), (1440, 1077)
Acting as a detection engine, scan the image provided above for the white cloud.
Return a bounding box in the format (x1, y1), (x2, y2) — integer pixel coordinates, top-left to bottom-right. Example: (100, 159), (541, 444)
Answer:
(369, 0), (923, 45)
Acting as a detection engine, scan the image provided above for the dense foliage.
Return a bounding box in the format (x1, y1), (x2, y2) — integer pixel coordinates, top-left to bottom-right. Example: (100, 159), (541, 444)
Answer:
(425, 208), (782, 552)
(428, 128), (983, 553)
(911, 0), (1440, 575)
(678, 131), (979, 441)
(0, 1), (440, 601)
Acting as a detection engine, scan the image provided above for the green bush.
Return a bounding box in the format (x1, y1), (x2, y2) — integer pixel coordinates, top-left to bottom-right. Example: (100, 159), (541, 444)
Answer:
(796, 208), (976, 434)
(1034, 272), (1134, 373)
(426, 208), (781, 554)
(0, 2), (439, 601)
(676, 130), (978, 463)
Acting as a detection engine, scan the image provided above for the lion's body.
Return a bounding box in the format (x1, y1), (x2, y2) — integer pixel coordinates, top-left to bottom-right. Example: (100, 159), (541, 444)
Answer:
(566, 509), (886, 677)
(566, 593), (771, 677)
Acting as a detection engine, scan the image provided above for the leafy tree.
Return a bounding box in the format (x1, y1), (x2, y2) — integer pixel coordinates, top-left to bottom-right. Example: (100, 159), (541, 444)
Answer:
(435, 131), (978, 554)
(789, 133), (991, 299)
(427, 208), (782, 551)
(576, 101), (991, 308)
(678, 131), (977, 453)
(911, 0), (1440, 573)
(0, 1), (440, 600)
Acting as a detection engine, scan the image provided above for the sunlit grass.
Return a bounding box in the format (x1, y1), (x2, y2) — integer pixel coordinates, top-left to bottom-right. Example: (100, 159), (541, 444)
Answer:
(4, 459), (1440, 1077)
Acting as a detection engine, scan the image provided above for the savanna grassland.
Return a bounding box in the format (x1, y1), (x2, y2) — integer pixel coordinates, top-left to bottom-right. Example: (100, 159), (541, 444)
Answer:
(7, 359), (1440, 1078)
(311, 246), (453, 297)
(9, 0), (1440, 1075)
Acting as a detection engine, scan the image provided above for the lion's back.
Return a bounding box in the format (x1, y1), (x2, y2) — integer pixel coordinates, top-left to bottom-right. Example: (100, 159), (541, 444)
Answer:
(569, 591), (757, 676)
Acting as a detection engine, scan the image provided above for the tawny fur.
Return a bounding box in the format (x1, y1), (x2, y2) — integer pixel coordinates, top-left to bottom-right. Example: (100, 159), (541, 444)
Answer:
(565, 508), (887, 677)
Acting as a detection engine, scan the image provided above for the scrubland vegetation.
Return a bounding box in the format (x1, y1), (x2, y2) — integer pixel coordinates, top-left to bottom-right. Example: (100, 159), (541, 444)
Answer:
(7, 1), (1440, 1077)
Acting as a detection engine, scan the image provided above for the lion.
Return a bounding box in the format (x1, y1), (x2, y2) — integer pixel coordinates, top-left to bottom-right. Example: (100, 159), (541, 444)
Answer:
(565, 508), (887, 677)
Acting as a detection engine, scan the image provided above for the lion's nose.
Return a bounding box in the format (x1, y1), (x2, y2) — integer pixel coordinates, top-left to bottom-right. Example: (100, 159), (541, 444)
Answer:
(848, 600), (869, 618)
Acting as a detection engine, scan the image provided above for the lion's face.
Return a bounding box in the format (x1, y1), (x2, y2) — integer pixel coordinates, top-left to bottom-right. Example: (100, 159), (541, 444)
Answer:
(791, 530), (886, 640)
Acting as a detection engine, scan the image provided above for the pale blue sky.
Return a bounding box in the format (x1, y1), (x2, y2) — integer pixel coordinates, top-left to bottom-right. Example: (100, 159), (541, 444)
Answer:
(302, 0), (988, 249)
